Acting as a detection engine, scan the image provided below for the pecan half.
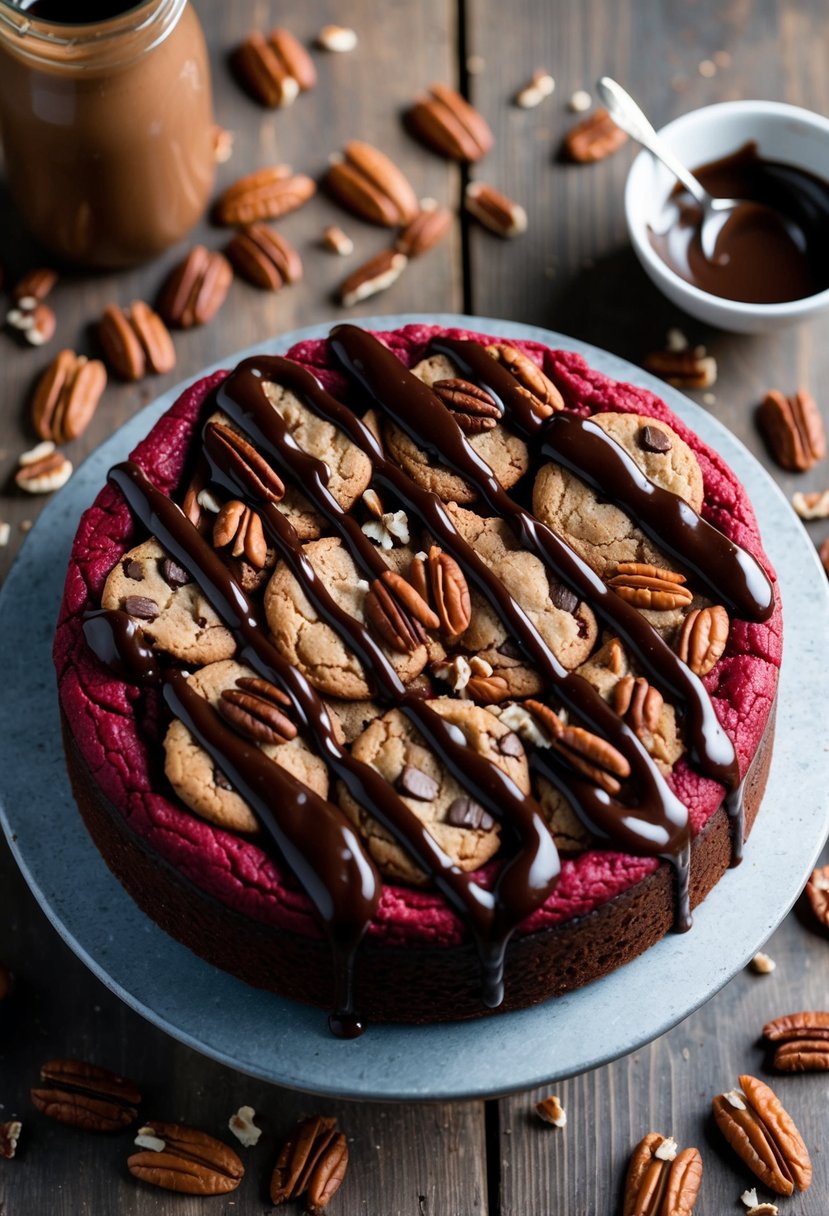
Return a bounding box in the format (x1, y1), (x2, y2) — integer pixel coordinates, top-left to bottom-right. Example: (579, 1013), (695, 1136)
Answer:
(338, 249), (408, 308)
(408, 545), (472, 641)
(563, 107), (628, 162)
(0, 1121), (21, 1160)
(219, 676), (297, 746)
(676, 605), (729, 676)
(15, 447), (73, 494)
(763, 1011), (829, 1070)
(157, 246), (233, 329)
(644, 348), (718, 390)
(226, 224), (303, 290)
(432, 378), (502, 432)
(31, 1058), (141, 1132)
(31, 349), (107, 443)
(758, 388), (826, 472)
(364, 575), (428, 654)
(12, 266), (57, 304)
(465, 182), (527, 238)
(380, 569), (440, 630)
(608, 563), (693, 611)
(484, 343), (564, 413)
(466, 673), (510, 704)
(408, 82), (494, 162)
(327, 141), (419, 227)
(232, 28), (315, 107)
(213, 499), (268, 567)
(396, 203), (453, 258)
(98, 301), (175, 380)
(270, 1115), (345, 1207)
(525, 699), (631, 794)
(805, 864), (829, 928)
(306, 1132), (349, 1214)
(623, 1132), (703, 1216)
(213, 166), (317, 226)
(128, 1120), (244, 1195)
(712, 1075), (812, 1195)
(204, 421), (286, 504)
(612, 674), (663, 737)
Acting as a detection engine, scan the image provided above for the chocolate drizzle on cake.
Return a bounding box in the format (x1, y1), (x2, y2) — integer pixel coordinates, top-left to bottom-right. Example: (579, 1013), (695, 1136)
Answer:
(83, 325), (776, 1033)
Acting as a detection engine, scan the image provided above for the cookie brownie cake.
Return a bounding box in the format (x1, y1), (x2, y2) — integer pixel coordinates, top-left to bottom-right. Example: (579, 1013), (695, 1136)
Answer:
(54, 323), (780, 1034)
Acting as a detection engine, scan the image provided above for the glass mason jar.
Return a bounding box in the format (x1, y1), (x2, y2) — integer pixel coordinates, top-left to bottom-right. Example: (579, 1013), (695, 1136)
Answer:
(0, 0), (215, 268)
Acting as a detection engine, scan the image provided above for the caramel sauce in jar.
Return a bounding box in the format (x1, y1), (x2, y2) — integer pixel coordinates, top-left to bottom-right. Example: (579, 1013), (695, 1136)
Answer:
(0, 0), (215, 267)
(648, 142), (829, 304)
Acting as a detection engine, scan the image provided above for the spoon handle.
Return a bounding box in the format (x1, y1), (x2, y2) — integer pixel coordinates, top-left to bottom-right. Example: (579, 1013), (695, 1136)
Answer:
(596, 76), (708, 205)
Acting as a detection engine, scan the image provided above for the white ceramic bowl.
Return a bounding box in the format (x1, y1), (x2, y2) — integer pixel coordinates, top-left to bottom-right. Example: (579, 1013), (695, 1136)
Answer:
(625, 100), (829, 333)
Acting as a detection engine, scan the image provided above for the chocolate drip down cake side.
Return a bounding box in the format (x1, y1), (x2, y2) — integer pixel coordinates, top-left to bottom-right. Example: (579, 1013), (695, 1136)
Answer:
(54, 323), (780, 1034)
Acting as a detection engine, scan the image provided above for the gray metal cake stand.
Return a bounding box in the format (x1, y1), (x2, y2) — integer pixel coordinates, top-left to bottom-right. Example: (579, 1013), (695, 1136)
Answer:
(1, 315), (827, 1101)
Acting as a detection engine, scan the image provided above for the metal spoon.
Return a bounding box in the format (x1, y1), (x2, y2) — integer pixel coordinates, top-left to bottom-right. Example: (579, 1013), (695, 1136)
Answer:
(595, 76), (746, 261)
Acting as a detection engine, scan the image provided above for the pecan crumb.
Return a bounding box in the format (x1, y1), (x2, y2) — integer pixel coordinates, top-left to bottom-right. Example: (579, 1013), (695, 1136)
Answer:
(316, 25), (357, 52)
(568, 88), (592, 112)
(228, 1105), (262, 1148)
(750, 951), (776, 975)
(535, 1094), (566, 1127)
(0, 1120), (21, 1159)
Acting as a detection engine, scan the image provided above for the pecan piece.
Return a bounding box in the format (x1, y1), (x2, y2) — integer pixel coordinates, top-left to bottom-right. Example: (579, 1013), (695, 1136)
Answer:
(213, 499), (268, 567)
(644, 348), (718, 390)
(0, 1121), (22, 1160)
(327, 141), (419, 227)
(465, 182), (527, 238)
(612, 674), (663, 737)
(623, 1132), (703, 1216)
(98, 301), (175, 380)
(484, 343), (564, 413)
(525, 699), (631, 794)
(608, 563), (693, 611)
(563, 107), (628, 162)
(396, 203), (453, 258)
(157, 246), (233, 329)
(219, 676), (297, 746)
(535, 1095), (566, 1127)
(15, 446), (73, 494)
(407, 82), (494, 162)
(805, 864), (829, 928)
(337, 249), (408, 307)
(31, 1058), (141, 1132)
(712, 1075), (812, 1195)
(213, 166), (317, 226)
(316, 24), (357, 52)
(364, 575), (428, 654)
(432, 378), (502, 432)
(270, 1115), (343, 1206)
(791, 489), (829, 519)
(232, 28), (315, 107)
(31, 349), (107, 443)
(7, 298), (56, 346)
(226, 224), (303, 290)
(322, 225), (354, 256)
(758, 388), (826, 472)
(128, 1120), (244, 1195)
(204, 421), (286, 504)
(676, 605), (729, 676)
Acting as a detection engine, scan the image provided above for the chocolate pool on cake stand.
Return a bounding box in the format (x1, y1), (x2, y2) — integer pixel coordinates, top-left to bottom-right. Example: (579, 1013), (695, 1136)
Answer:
(1, 315), (827, 1100)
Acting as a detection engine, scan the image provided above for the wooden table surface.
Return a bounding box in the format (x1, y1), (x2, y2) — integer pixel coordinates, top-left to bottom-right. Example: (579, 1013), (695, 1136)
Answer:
(1, 1), (828, 1212)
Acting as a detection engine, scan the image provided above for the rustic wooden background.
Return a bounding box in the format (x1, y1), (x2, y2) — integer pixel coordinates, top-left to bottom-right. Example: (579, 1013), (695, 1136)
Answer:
(1, 1), (828, 1212)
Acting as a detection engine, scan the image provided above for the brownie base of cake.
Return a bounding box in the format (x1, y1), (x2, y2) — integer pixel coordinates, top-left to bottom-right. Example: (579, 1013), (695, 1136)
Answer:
(62, 704), (775, 1025)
